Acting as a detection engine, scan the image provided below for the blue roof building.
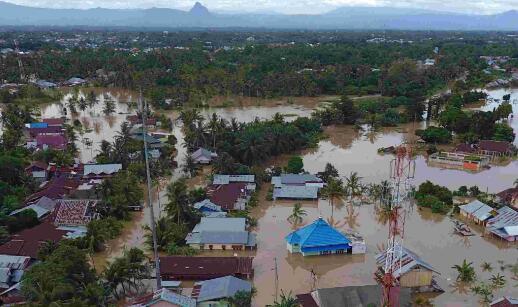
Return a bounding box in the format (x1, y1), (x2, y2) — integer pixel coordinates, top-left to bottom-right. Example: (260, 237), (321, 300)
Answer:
(285, 217), (351, 256)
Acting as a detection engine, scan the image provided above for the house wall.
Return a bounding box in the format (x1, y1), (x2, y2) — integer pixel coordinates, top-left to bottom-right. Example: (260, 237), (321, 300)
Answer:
(193, 243), (246, 251)
(149, 301), (181, 307)
(400, 269), (433, 287)
(287, 242), (300, 253)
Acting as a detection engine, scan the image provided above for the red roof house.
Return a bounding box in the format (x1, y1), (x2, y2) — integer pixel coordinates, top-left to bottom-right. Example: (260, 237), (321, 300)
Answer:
(42, 118), (65, 126)
(159, 256), (254, 281)
(479, 140), (512, 156)
(0, 221), (67, 259)
(35, 134), (67, 150)
(207, 183), (248, 211)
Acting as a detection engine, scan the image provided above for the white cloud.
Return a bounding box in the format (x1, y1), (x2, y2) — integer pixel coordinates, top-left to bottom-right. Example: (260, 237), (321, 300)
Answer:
(3, 0), (518, 14)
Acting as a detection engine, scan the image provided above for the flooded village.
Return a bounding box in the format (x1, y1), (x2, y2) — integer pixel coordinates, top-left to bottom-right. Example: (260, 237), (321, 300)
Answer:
(1, 27), (518, 307)
(0, 84), (514, 306)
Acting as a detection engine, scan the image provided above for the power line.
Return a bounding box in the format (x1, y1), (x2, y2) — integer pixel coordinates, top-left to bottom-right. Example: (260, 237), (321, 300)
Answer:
(140, 90), (161, 290)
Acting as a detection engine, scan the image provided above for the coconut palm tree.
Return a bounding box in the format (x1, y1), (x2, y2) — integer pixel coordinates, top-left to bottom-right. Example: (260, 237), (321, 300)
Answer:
(321, 178), (345, 217)
(273, 290), (298, 307)
(481, 262), (493, 272)
(288, 203), (307, 225)
(345, 171), (363, 200)
(490, 273), (506, 288)
(452, 259), (476, 282)
(165, 178), (191, 224)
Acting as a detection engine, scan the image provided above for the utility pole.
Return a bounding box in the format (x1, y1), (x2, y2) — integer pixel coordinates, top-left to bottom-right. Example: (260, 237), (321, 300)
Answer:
(140, 90), (161, 290)
(274, 257), (279, 302)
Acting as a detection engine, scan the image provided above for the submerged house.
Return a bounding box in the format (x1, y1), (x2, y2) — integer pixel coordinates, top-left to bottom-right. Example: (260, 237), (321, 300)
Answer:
(376, 245), (438, 289)
(33, 134), (67, 150)
(0, 255), (32, 291)
(207, 183), (250, 211)
(459, 200), (496, 225)
(496, 187), (518, 209)
(83, 163), (122, 179)
(25, 161), (49, 182)
(479, 140), (512, 158)
(159, 256), (254, 281)
(192, 276), (252, 305)
(9, 196), (56, 220)
(271, 174), (324, 200)
(191, 148), (218, 164)
(285, 218), (358, 256)
(185, 218), (256, 251)
(297, 284), (412, 307)
(193, 199), (227, 218)
(213, 174), (256, 191)
(485, 206), (518, 242)
(128, 288), (196, 307)
(490, 296), (518, 307)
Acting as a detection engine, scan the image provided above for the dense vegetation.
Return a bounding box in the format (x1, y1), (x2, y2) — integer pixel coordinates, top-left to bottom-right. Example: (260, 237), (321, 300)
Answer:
(415, 181), (453, 213)
(181, 110), (321, 170)
(2, 31), (517, 108)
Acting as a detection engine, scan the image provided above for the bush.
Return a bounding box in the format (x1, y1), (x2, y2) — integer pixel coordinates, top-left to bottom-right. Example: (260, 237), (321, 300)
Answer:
(416, 127), (452, 144)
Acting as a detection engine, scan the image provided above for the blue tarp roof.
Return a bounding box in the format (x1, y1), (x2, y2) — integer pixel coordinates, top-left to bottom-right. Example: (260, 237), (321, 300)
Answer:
(285, 218), (350, 249)
(28, 122), (48, 129)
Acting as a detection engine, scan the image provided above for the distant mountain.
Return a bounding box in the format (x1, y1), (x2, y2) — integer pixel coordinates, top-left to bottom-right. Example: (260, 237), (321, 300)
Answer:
(0, 1), (516, 30)
(189, 2), (210, 16)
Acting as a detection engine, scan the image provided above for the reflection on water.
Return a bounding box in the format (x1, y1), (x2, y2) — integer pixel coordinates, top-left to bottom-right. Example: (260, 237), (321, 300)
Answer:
(39, 88), (136, 162)
(33, 88), (518, 305)
(250, 195), (518, 306)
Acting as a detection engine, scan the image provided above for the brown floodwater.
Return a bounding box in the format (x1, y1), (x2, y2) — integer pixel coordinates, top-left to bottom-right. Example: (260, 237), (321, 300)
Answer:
(34, 88), (518, 305)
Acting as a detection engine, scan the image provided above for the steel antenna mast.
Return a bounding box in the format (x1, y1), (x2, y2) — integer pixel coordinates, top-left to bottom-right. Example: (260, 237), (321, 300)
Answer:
(379, 145), (415, 307)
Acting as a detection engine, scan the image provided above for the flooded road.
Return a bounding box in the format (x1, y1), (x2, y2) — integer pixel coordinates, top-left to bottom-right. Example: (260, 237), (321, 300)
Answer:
(35, 88), (518, 305)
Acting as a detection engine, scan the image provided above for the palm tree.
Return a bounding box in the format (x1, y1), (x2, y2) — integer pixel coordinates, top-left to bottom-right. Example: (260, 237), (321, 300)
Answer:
(273, 290), (298, 307)
(481, 262), (493, 272)
(490, 273), (506, 288)
(321, 178), (345, 217)
(165, 178), (190, 224)
(288, 203), (307, 224)
(452, 259), (476, 282)
(345, 171), (363, 200)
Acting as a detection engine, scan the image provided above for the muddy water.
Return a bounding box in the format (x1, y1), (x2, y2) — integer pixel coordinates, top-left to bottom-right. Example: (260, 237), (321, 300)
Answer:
(35, 88), (518, 304)
(39, 88), (136, 162)
(250, 195), (518, 306)
(302, 125), (518, 193)
(480, 87), (518, 146)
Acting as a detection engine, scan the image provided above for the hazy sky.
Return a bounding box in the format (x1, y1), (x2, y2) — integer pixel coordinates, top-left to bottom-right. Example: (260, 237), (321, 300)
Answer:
(3, 0), (518, 14)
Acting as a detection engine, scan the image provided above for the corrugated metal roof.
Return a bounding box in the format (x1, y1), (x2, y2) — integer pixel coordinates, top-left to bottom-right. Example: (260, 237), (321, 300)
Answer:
(286, 218), (350, 249)
(486, 206), (518, 238)
(199, 231), (249, 244)
(193, 199), (222, 212)
(196, 276), (252, 302)
(460, 200), (495, 221)
(279, 174), (322, 185)
(213, 174), (255, 185)
(274, 185), (319, 199)
(83, 164), (122, 176)
(376, 245), (438, 278)
(192, 218), (246, 233)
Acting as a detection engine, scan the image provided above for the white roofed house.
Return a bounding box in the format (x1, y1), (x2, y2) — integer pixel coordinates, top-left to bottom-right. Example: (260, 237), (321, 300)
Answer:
(191, 148), (217, 164)
(271, 174), (324, 200)
(213, 174), (256, 191)
(459, 200), (496, 226)
(185, 218), (256, 251)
